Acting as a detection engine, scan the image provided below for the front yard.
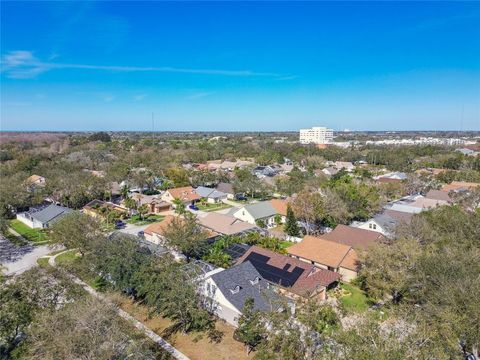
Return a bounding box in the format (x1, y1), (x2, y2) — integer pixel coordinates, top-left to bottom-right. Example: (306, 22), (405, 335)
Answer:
(197, 202), (232, 212)
(126, 214), (165, 225)
(9, 219), (50, 243)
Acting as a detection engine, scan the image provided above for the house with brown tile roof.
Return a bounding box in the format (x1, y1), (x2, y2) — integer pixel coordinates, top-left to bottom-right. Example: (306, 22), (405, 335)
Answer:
(26, 174), (46, 187)
(441, 181), (480, 193)
(198, 213), (258, 236)
(287, 236), (359, 282)
(144, 215), (218, 246)
(319, 224), (384, 250)
(236, 245), (340, 300)
(161, 186), (201, 204)
(425, 189), (452, 202)
(270, 199), (289, 217)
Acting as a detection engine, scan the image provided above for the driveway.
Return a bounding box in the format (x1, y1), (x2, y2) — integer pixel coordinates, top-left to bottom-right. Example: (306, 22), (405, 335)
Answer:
(0, 236), (54, 276)
(116, 222), (151, 236)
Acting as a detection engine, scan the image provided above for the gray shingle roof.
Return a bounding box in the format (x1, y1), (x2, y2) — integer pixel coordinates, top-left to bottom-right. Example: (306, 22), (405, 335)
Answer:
(211, 261), (279, 313)
(241, 202), (277, 220)
(195, 186), (227, 199)
(30, 204), (72, 224)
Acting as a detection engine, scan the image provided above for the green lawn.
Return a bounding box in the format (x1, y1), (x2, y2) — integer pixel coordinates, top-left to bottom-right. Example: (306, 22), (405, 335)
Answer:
(126, 214), (165, 225)
(37, 257), (50, 268)
(9, 220), (50, 243)
(338, 283), (370, 313)
(56, 250), (79, 266)
(197, 203), (232, 212)
(279, 240), (294, 249)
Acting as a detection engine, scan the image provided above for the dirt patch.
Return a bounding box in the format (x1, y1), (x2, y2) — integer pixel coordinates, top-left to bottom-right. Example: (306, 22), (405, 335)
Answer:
(111, 294), (250, 360)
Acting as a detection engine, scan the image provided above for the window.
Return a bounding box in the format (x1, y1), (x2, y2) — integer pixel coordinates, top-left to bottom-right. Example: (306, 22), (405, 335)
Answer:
(230, 285), (241, 294)
(372, 224), (377, 229)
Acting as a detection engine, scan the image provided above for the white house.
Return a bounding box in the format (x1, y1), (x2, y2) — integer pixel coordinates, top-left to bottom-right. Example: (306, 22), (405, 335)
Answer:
(232, 201), (278, 227)
(200, 261), (280, 326)
(16, 204), (72, 229)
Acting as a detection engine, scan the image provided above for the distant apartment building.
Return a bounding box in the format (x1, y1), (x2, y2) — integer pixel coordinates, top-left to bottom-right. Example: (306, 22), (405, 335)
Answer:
(299, 127), (333, 144)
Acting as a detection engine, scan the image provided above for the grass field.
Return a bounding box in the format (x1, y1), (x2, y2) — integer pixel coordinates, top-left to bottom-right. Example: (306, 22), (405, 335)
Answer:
(127, 214), (165, 225)
(338, 282), (370, 313)
(197, 203), (232, 212)
(279, 240), (294, 249)
(9, 220), (49, 243)
(55, 250), (79, 266)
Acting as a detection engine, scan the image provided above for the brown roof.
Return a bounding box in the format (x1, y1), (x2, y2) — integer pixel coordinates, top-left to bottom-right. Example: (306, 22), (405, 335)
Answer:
(287, 236), (356, 269)
(167, 186), (201, 202)
(425, 190), (452, 202)
(145, 215), (218, 238)
(236, 246), (340, 296)
(376, 177), (403, 184)
(26, 174), (44, 184)
(319, 224), (384, 250)
(144, 215), (177, 236)
(441, 181), (480, 192)
(270, 199), (289, 216)
(198, 213), (257, 235)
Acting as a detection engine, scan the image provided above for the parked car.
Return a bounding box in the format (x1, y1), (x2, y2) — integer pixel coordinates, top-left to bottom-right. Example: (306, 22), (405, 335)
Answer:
(235, 195), (247, 201)
(189, 204), (199, 211)
(115, 220), (126, 229)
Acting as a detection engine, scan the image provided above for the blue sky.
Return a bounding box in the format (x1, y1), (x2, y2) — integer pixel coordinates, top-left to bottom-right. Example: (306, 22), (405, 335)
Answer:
(1, 1), (479, 131)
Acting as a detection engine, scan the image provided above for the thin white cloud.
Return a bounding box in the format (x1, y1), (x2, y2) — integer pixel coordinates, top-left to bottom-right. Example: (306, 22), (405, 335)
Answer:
(1, 50), (290, 79)
(186, 91), (215, 100)
(133, 94), (147, 101)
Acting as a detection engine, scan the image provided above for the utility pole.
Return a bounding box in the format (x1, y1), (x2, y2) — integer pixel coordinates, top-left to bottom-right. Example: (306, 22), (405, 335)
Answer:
(152, 112), (155, 143)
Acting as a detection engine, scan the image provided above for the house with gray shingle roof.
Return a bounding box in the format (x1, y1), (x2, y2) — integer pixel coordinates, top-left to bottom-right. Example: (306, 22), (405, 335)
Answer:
(200, 261), (282, 326)
(195, 186), (228, 203)
(232, 201), (278, 227)
(16, 204), (73, 229)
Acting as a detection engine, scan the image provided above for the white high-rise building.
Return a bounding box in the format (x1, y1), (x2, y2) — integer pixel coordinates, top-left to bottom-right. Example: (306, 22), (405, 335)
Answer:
(299, 127), (334, 144)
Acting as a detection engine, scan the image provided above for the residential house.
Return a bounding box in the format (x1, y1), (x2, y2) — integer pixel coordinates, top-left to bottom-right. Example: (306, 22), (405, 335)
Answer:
(441, 181), (480, 193)
(375, 172), (407, 183)
(384, 195), (448, 214)
(161, 186), (201, 205)
(144, 215), (218, 247)
(321, 167), (339, 177)
(236, 246), (341, 300)
(319, 224), (385, 250)
(195, 186), (228, 204)
(201, 261), (281, 326)
(333, 161), (355, 172)
(130, 193), (171, 214)
(198, 213), (258, 236)
(269, 198), (289, 223)
(216, 182), (238, 200)
(26, 175), (46, 188)
(351, 210), (413, 237)
(16, 204), (72, 229)
(82, 199), (128, 219)
(232, 201), (278, 227)
(425, 189), (452, 202)
(287, 236), (359, 282)
(252, 166), (278, 178)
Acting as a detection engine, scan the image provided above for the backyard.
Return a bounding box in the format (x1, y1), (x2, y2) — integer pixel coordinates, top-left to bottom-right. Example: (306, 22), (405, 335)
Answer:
(9, 219), (50, 243)
(111, 294), (249, 360)
(335, 282), (371, 313)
